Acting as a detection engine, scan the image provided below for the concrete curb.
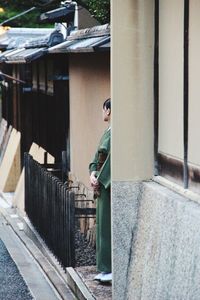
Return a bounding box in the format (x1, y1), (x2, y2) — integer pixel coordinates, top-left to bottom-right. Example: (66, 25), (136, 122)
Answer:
(0, 205), (76, 300)
(66, 267), (95, 300)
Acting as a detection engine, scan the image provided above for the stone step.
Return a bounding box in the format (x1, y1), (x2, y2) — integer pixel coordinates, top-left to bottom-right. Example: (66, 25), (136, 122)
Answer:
(66, 266), (112, 300)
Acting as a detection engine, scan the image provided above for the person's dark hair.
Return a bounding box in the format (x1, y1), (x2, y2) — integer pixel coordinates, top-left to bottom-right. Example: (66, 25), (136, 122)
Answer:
(103, 98), (111, 110)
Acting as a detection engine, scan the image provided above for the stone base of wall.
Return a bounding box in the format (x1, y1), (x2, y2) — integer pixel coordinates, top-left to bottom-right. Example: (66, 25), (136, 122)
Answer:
(112, 180), (200, 300)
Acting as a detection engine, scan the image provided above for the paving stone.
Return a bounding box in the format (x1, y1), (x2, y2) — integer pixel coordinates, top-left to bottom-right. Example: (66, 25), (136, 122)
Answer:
(0, 238), (33, 300)
(75, 266), (112, 300)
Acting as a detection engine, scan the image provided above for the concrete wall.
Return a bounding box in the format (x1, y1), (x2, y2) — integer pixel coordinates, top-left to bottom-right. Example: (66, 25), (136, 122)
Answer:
(69, 52), (110, 187)
(126, 181), (200, 300)
(112, 176), (200, 300)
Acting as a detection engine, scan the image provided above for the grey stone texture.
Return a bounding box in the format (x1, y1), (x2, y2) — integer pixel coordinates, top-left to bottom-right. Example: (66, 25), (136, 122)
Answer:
(112, 181), (142, 300)
(112, 180), (200, 300)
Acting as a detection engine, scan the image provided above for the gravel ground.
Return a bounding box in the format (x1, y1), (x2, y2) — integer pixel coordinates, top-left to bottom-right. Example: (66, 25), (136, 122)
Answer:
(75, 228), (96, 267)
(0, 239), (33, 300)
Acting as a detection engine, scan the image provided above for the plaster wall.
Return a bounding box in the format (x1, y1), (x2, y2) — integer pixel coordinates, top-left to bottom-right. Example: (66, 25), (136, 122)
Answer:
(158, 0), (184, 160)
(188, 0), (200, 167)
(69, 52), (110, 187)
(111, 0), (154, 181)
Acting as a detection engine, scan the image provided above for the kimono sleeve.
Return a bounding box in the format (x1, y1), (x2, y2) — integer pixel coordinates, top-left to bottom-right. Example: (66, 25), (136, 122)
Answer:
(89, 150), (98, 174)
(97, 152), (110, 189)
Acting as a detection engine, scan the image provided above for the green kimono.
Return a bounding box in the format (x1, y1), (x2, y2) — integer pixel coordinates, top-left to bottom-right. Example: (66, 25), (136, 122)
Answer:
(89, 128), (111, 273)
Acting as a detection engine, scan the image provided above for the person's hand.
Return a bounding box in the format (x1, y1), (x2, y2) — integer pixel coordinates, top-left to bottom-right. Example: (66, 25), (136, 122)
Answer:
(90, 171), (99, 187)
(90, 171), (100, 197)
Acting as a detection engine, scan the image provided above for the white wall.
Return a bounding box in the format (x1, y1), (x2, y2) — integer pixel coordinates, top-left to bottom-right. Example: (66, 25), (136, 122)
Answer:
(188, 0), (200, 167)
(158, 0), (184, 160)
(112, 0), (154, 181)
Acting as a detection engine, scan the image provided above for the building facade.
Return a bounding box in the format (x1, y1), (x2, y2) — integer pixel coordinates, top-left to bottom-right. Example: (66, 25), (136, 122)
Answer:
(112, 1), (200, 299)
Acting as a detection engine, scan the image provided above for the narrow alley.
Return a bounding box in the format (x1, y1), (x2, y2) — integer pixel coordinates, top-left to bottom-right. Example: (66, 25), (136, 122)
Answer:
(0, 196), (75, 300)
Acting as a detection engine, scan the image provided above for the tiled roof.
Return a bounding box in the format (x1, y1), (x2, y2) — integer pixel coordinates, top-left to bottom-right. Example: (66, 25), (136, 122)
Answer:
(4, 48), (47, 64)
(48, 24), (110, 53)
(0, 24), (110, 63)
(40, 6), (75, 23)
(0, 28), (55, 50)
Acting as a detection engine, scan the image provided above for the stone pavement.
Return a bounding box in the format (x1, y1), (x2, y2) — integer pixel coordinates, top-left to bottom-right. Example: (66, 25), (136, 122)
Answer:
(76, 266), (112, 300)
(67, 266), (112, 300)
(0, 213), (61, 299)
(0, 237), (32, 299)
(0, 194), (75, 300)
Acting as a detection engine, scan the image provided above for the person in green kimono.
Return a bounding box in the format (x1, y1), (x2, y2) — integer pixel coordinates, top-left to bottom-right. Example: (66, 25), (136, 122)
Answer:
(89, 98), (112, 283)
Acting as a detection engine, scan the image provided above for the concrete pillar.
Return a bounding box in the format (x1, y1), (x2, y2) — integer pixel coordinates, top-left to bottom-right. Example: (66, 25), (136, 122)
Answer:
(111, 0), (154, 298)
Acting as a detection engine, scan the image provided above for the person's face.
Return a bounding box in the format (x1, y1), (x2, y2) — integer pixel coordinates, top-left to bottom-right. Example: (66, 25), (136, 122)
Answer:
(102, 106), (111, 122)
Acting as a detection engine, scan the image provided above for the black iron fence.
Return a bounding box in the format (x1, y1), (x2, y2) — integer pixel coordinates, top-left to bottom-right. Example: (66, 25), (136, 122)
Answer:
(24, 153), (75, 268)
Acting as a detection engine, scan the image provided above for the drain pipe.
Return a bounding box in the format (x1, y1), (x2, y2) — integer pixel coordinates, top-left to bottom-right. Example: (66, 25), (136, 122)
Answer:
(73, 1), (78, 30)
